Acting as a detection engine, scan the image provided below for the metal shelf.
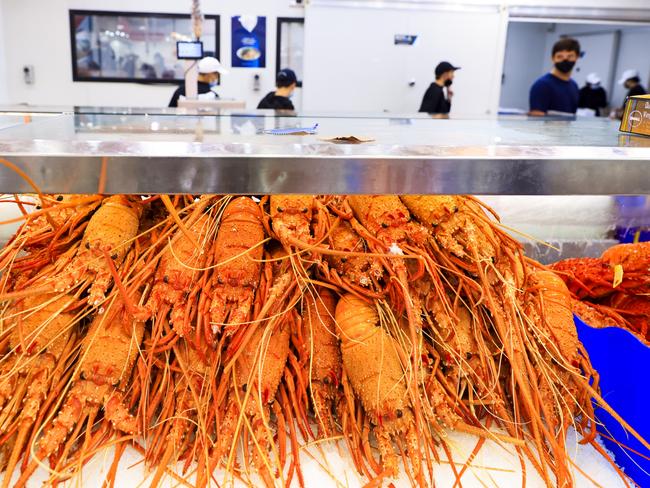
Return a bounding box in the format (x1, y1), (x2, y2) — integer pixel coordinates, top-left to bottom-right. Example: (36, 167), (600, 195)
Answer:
(0, 110), (648, 194)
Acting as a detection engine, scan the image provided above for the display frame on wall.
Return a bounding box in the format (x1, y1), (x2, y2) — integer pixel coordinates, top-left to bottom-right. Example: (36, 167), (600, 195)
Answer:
(231, 15), (267, 69)
(276, 17), (304, 87)
(69, 10), (220, 83)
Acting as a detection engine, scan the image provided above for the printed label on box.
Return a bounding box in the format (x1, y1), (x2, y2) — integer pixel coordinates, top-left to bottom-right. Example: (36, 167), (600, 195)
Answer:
(620, 94), (650, 137)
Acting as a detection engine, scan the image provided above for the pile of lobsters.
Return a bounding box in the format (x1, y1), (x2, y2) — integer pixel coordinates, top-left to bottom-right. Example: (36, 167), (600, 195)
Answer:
(552, 241), (650, 342)
(0, 193), (645, 487)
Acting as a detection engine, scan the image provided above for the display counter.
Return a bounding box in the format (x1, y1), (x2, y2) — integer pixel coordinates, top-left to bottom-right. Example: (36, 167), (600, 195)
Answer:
(0, 111), (648, 195)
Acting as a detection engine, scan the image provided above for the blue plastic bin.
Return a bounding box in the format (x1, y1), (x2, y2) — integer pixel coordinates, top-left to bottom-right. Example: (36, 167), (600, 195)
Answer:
(613, 196), (650, 243)
(574, 315), (650, 485)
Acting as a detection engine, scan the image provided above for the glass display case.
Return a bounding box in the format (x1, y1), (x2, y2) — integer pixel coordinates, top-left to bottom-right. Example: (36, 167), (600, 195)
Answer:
(0, 108), (648, 263)
(1, 107), (649, 487)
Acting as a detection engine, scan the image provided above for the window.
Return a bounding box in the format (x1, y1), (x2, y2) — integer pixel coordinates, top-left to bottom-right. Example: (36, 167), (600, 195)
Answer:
(276, 18), (304, 87)
(69, 10), (220, 83)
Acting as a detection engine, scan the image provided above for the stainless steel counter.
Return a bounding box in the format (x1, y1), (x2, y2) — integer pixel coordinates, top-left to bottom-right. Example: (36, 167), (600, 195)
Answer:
(0, 112), (648, 194)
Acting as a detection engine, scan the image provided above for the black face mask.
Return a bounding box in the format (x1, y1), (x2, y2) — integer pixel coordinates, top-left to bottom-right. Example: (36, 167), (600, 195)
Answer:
(444, 79), (453, 87)
(554, 60), (575, 74)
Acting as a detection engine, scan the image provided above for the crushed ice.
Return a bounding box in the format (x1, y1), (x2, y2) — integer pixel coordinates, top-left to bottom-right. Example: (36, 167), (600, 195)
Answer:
(389, 242), (404, 255)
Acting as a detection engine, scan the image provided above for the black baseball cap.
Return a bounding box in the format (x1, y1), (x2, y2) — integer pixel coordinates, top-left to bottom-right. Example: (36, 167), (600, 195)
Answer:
(435, 61), (460, 78)
(277, 68), (297, 87)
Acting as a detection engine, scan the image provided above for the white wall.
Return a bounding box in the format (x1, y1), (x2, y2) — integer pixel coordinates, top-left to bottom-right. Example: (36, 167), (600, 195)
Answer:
(0, 1), (8, 104)
(308, 0), (650, 8)
(505, 0), (650, 6)
(500, 21), (548, 110)
(303, 3), (507, 116)
(0, 0), (304, 109)
(1, 0), (649, 112)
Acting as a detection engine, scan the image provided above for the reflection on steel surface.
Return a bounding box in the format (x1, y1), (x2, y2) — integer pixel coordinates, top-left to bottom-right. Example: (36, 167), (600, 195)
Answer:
(0, 114), (648, 194)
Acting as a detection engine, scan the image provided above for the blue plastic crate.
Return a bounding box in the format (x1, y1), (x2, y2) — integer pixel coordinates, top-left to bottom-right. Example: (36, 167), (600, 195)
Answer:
(613, 196), (650, 243)
(574, 315), (650, 485)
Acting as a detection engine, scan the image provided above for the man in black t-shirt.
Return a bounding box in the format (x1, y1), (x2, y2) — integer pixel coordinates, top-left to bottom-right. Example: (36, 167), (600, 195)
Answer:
(419, 61), (460, 114)
(529, 38), (580, 116)
(257, 69), (297, 110)
(578, 73), (607, 116)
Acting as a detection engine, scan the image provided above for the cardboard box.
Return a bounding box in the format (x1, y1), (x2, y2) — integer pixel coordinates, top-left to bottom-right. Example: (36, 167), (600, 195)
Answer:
(620, 93), (650, 137)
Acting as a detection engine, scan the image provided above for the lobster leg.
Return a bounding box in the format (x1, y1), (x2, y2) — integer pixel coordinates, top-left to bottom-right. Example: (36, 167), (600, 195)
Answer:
(87, 266), (113, 307)
(208, 401), (238, 472)
(375, 429), (399, 478)
(249, 409), (276, 488)
(278, 383), (305, 488)
(149, 417), (192, 488)
(311, 382), (336, 439)
(168, 301), (193, 337)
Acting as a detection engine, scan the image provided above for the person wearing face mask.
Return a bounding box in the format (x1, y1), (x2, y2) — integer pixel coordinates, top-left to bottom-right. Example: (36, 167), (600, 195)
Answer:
(529, 38), (581, 116)
(418, 61), (460, 115)
(168, 56), (228, 108)
(619, 69), (647, 105)
(610, 69), (647, 119)
(578, 73), (607, 116)
(257, 68), (297, 110)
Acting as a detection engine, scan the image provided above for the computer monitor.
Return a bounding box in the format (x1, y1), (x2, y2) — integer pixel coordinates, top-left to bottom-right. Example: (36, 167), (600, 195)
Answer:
(176, 41), (204, 60)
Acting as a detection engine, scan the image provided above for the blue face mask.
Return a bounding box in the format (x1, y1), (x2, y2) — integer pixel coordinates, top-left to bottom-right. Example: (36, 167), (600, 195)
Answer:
(209, 80), (218, 88)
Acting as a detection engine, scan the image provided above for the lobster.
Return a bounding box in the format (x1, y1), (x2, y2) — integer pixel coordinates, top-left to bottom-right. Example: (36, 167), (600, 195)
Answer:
(0, 191), (648, 488)
(54, 195), (143, 306)
(317, 205), (386, 298)
(0, 194), (101, 275)
(142, 202), (217, 338)
(0, 195), (143, 308)
(550, 242), (650, 300)
(402, 195), (576, 484)
(335, 293), (425, 485)
(15, 292), (145, 487)
(209, 197), (265, 337)
(269, 195), (315, 245)
(298, 288), (341, 438)
(0, 293), (79, 486)
(551, 241), (650, 340)
(210, 312), (292, 487)
(147, 344), (215, 488)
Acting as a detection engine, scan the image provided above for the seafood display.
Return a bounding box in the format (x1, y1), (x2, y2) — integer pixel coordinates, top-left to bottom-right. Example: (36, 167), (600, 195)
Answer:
(551, 241), (650, 341)
(0, 192), (647, 488)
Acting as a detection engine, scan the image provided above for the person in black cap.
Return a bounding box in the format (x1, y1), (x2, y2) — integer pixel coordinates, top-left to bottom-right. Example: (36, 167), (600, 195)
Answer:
(419, 61), (460, 114)
(257, 68), (297, 110)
